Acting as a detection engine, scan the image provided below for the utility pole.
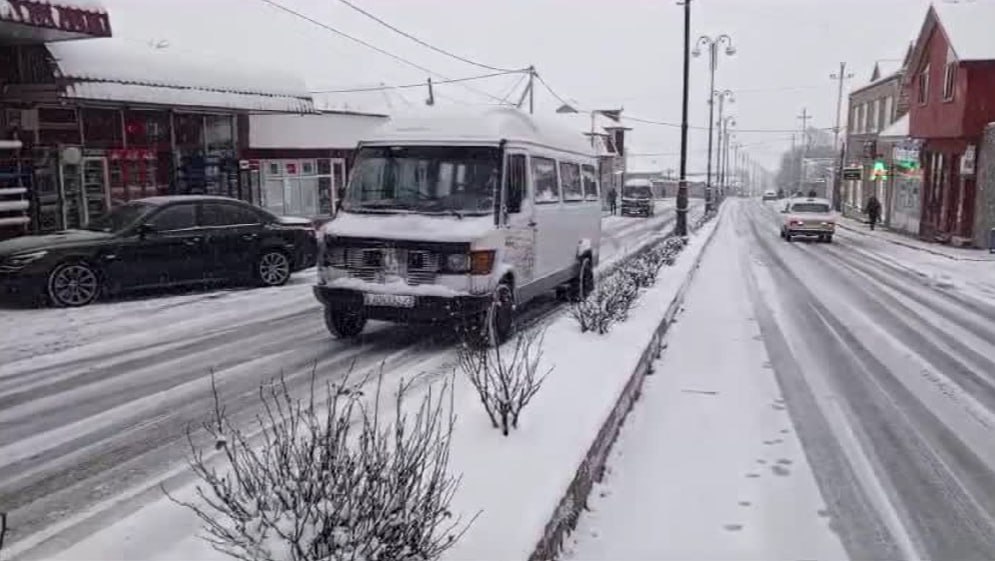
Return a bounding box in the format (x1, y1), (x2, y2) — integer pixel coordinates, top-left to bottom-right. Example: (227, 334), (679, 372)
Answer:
(675, 0), (692, 236)
(830, 62), (853, 210)
(713, 92), (732, 201)
(528, 66), (535, 115)
(694, 34), (735, 213)
(425, 77), (435, 106)
(797, 108), (811, 194)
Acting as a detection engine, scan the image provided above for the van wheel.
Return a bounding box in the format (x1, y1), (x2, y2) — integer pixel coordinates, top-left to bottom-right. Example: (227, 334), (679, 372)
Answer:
(570, 256), (595, 301)
(463, 281), (514, 348)
(324, 307), (366, 339)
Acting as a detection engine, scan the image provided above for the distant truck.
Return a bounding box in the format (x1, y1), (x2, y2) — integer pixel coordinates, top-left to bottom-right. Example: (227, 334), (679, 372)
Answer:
(620, 179), (656, 217)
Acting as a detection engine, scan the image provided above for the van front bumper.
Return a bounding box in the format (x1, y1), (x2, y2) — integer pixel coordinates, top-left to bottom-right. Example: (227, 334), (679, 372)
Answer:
(313, 285), (492, 323)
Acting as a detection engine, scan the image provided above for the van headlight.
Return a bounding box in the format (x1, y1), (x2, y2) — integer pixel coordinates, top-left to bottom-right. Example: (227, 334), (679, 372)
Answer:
(443, 251), (495, 275)
(445, 253), (471, 272)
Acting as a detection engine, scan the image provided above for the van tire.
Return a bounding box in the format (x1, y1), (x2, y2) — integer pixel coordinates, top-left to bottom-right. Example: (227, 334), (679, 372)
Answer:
(463, 281), (514, 348)
(570, 256), (595, 301)
(324, 307), (366, 339)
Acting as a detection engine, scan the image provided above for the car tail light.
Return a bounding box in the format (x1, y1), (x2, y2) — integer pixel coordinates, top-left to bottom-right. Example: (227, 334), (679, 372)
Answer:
(470, 250), (495, 275)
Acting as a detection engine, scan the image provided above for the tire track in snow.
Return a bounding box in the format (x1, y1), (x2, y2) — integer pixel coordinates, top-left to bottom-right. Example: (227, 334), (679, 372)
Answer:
(744, 203), (995, 560)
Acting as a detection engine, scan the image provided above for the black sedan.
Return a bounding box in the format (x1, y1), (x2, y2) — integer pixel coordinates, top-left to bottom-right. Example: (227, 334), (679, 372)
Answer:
(0, 195), (317, 307)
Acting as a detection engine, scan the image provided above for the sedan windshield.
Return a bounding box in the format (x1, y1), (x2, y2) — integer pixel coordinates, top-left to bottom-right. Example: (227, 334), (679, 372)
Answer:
(791, 202), (830, 213)
(623, 185), (653, 199)
(343, 146), (500, 214)
(84, 202), (155, 233)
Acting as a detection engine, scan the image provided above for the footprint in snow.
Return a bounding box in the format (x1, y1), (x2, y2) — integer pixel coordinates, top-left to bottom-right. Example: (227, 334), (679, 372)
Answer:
(777, 458), (793, 465)
(780, 428), (790, 434)
(757, 459), (768, 465)
(772, 403), (786, 411)
(738, 501), (752, 507)
(723, 523), (744, 532)
(771, 465), (791, 477)
(817, 508), (830, 518)
(746, 472), (761, 479)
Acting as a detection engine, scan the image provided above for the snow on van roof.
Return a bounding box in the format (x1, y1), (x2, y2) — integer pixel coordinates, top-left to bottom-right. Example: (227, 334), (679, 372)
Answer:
(364, 106), (595, 156)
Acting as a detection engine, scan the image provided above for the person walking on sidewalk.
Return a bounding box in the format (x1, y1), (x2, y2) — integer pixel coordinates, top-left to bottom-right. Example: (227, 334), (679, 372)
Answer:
(865, 194), (882, 231)
(608, 187), (618, 215)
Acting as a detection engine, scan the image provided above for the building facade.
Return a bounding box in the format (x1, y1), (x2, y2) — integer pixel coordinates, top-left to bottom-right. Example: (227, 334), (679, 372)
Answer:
(906, 2), (995, 245)
(843, 59), (909, 224)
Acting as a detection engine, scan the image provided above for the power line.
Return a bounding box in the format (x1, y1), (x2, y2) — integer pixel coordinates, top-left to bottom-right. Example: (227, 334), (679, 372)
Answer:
(335, 0), (523, 73)
(309, 70), (520, 94)
(534, 72), (572, 107)
(257, 0), (507, 104)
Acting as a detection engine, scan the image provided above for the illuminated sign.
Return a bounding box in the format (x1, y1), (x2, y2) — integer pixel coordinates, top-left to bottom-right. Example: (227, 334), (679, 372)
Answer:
(871, 160), (888, 181)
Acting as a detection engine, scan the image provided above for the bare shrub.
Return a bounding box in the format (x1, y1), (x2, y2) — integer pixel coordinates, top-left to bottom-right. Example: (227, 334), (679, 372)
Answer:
(457, 328), (551, 436)
(569, 271), (638, 334)
(167, 366), (471, 561)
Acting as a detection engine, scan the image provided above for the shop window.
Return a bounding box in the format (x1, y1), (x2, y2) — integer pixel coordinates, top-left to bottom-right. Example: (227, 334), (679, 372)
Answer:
(559, 161), (583, 202)
(174, 113), (204, 149)
(124, 110), (169, 148)
(942, 63), (956, 101)
(205, 114), (234, 154)
(37, 107), (80, 145)
(532, 157), (559, 204)
(918, 65), (929, 105)
(81, 108), (122, 148)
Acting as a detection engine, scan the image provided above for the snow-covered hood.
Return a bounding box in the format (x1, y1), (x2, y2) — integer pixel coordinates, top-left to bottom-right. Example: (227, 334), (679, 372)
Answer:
(323, 211), (494, 243)
(0, 229), (113, 256)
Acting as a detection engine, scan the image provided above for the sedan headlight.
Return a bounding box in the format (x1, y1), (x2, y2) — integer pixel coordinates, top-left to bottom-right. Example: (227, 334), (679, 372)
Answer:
(4, 250), (48, 269)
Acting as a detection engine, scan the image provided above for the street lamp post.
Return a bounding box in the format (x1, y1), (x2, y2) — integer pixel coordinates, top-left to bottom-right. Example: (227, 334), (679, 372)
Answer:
(675, 0), (693, 237)
(719, 114), (736, 198)
(694, 34), (735, 213)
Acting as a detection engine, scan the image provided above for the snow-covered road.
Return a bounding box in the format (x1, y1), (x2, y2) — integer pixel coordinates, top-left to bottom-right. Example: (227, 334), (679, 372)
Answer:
(0, 199), (696, 558)
(567, 199), (995, 560)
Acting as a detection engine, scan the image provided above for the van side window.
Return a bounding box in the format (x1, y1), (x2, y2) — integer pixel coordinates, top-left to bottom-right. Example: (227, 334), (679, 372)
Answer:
(506, 154), (527, 213)
(581, 165), (599, 201)
(532, 157), (559, 204)
(560, 162), (583, 202)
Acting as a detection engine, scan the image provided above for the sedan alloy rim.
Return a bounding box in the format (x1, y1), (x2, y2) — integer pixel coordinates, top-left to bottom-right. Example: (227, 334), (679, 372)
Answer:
(259, 252), (290, 285)
(52, 265), (97, 305)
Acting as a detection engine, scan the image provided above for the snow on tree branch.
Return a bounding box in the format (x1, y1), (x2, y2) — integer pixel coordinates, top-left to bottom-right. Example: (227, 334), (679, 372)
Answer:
(166, 365), (472, 561)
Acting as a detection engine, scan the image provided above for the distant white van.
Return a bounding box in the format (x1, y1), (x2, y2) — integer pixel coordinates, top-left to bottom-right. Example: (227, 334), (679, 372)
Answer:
(314, 107), (602, 344)
(621, 178), (656, 217)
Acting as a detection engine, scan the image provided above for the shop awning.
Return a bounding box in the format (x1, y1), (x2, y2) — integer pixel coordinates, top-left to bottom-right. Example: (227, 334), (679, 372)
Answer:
(879, 114), (909, 139)
(48, 38), (316, 113)
(0, 0), (110, 43)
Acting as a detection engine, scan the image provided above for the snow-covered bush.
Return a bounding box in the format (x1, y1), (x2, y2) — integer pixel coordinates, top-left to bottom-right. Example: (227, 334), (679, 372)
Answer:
(570, 271), (638, 334)
(457, 327), (551, 436)
(169, 368), (470, 561)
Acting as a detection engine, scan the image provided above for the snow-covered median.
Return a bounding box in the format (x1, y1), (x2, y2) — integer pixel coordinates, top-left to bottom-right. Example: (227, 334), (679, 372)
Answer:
(34, 208), (720, 561)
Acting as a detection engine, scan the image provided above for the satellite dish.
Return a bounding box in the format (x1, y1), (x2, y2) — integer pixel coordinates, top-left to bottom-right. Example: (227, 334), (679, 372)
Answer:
(61, 146), (82, 165)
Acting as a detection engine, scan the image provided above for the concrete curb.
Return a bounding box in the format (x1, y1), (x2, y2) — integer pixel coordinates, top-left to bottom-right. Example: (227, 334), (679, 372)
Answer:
(527, 205), (726, 561)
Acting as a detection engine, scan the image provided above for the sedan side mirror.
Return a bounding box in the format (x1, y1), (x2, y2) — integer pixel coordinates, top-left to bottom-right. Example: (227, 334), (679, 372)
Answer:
(137, 223), (157, 238)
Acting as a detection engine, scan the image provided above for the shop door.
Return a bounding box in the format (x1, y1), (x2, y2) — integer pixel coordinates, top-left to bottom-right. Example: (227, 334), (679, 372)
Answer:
(82, 156), (110, 223)
(59, 160), (85, 230)
(331, 159), (347, 212)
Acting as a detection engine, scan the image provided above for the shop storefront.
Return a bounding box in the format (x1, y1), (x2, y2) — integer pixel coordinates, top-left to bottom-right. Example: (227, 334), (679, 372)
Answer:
(0, 35), (314, 238)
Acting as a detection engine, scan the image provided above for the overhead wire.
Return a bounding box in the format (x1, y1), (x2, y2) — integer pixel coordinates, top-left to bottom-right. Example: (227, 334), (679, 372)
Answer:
(309, 70), (520, 94)
(334, 0), (525, 73)
(257, 0), (511, 104)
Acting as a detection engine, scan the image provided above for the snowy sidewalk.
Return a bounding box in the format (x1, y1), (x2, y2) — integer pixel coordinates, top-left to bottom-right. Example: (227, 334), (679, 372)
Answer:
(564, 215), (845, 561)
(837, 215), (995, 262)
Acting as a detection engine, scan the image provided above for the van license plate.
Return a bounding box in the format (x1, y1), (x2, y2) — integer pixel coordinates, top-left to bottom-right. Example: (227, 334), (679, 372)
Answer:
(364, 293), (416, 308)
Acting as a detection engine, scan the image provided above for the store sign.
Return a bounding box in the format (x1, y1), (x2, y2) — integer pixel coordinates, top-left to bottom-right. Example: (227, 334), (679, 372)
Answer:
(961, 144), (976, 176)
(239, 159), (250, 170)
(108, 148), (155, 161)
(842, 166), (862, 181)
(3, 0), (111, 37)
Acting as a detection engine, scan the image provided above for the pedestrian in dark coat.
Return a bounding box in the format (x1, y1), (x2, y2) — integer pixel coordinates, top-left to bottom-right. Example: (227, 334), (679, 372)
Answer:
(865, 195), (882, 230)
(608, 187), (618, 215)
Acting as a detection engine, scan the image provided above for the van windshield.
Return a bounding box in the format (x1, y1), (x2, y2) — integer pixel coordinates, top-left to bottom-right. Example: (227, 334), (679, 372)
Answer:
(342, 146), (500, 215)
(623, 185), (653, 199)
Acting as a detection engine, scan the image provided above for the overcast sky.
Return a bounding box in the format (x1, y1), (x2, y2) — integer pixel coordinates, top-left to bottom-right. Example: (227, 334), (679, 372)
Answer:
(100, 0), (940, 172)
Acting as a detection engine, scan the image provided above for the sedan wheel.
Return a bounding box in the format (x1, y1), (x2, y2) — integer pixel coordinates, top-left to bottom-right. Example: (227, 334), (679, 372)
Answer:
(257, 251), (291, 286)
(48, 262), (100, 307)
